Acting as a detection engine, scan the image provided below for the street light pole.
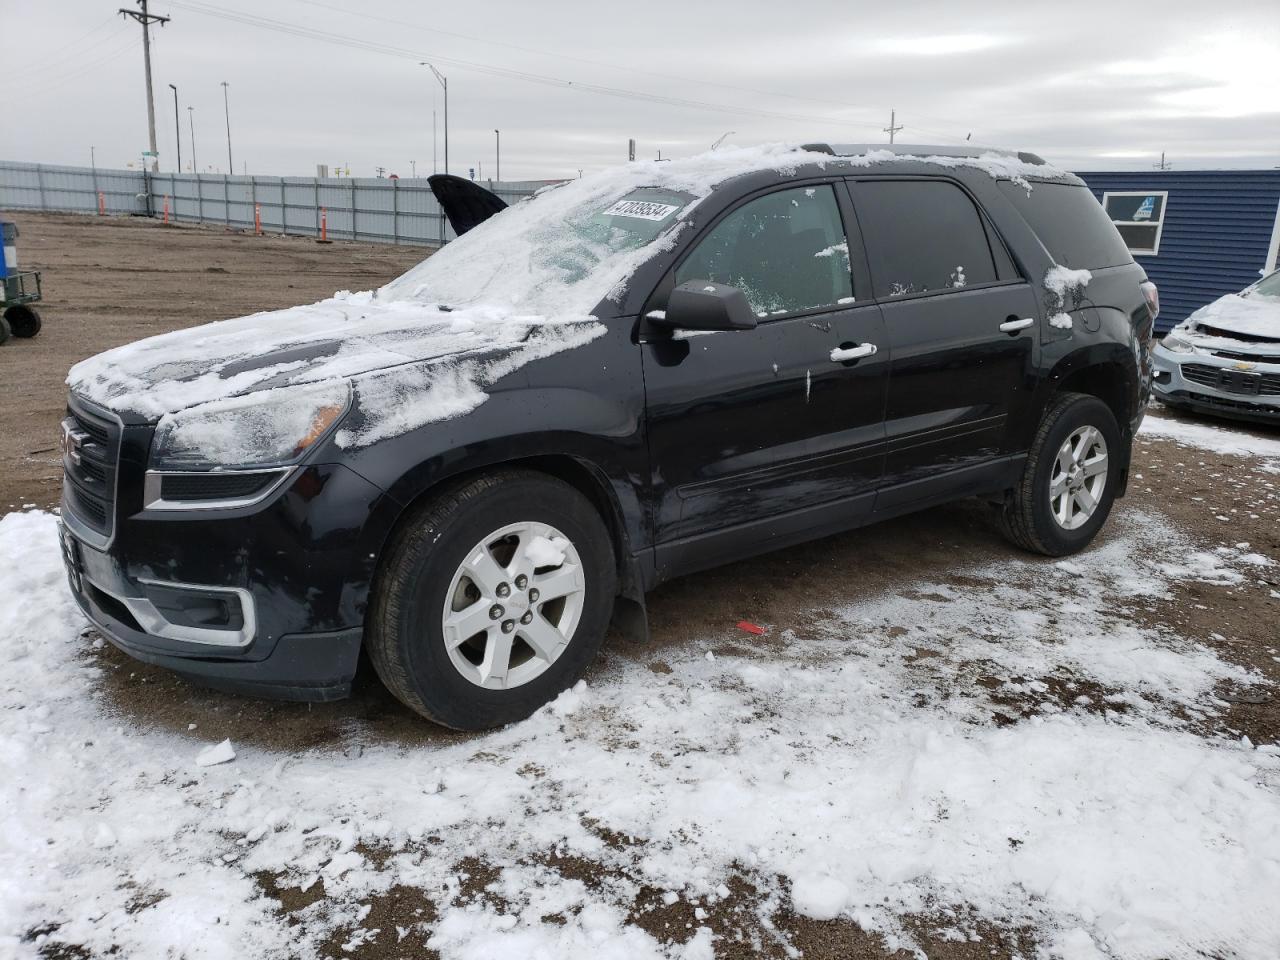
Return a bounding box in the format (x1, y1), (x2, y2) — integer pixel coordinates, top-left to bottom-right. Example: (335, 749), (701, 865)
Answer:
(420, 62), (448, 175)
(168, 83), (181, 172)
(494, 129), (500, 182)
(220, 81), (233, 175)
(187, 106), (198, 173)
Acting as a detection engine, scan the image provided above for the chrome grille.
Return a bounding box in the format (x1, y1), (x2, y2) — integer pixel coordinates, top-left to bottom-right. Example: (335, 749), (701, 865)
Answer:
(1180, 363), (1273, 397)
(62, 397), (122, 544)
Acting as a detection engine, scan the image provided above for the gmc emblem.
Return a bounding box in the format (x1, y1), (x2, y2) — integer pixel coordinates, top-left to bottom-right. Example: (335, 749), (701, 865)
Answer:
(60, 420), (89, 467)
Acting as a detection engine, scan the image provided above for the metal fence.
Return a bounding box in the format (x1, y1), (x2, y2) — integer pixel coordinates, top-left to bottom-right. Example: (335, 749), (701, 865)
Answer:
(0, 160), (549, 247)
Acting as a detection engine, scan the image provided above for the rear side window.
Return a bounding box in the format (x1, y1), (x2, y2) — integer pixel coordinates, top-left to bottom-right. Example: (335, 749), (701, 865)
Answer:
(852, 180), (998, 299)
(1000, 181), (1133, 270)
(675, 185), (854, 316)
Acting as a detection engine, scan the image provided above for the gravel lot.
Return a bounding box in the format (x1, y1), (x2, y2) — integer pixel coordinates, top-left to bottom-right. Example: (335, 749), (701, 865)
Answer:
(3, 211), (1280, 959)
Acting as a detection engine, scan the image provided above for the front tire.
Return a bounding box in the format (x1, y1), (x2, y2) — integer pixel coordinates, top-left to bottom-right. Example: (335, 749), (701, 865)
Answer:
(999, 392), (1123, 556)
(366, 470), (617, 730)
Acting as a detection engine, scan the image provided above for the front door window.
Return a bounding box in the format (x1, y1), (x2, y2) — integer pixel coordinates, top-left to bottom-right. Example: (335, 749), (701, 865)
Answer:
(675, 185), (854, 317)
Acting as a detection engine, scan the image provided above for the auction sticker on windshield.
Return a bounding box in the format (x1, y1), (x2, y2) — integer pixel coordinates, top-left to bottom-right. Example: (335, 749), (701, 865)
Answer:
(603, 199), (680, 221)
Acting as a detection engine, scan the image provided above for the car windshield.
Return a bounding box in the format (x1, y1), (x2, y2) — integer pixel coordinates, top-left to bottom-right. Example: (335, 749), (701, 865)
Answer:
(381, 184), (695, 316)
(1251, 270), (1280, 298)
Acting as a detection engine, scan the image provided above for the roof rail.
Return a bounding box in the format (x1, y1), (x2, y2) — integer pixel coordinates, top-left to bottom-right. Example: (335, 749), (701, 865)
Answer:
(801, 143), (1047, 166)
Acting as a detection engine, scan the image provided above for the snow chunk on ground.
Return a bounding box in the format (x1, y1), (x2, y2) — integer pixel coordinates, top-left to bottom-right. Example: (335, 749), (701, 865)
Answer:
(195, 739), (236, 768)
(790, 874), (850, 920)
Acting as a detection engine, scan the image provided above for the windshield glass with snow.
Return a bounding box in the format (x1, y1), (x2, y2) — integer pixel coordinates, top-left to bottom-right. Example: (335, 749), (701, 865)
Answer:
(1252, 271), (1280, 298)
(382, 185), (694, 317)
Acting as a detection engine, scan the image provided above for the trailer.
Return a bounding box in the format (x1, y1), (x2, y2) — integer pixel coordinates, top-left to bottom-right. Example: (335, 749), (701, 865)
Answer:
(1, 220), (44, 344)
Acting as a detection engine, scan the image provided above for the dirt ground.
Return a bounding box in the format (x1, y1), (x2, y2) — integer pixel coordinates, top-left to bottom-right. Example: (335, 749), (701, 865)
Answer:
(0, 211), (428, 511)
(5, 210), (1280, 959)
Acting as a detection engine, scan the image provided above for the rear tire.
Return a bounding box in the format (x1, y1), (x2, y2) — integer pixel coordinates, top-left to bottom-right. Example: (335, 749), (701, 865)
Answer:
(366, 470), (617, 730)
(0, 317), (9, 345)
(4, 305), (41, 338)
(999, 392), (1123, 556)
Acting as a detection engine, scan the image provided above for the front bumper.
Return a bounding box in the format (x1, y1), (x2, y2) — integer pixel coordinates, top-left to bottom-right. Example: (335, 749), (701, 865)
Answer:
(59, 452), (402, 701)
(1151, 344), (1280, 424)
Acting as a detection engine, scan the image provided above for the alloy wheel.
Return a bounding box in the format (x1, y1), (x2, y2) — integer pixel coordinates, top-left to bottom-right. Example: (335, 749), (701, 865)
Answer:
(440, 521), (586, 689)
(1049, 425), (1109, 531)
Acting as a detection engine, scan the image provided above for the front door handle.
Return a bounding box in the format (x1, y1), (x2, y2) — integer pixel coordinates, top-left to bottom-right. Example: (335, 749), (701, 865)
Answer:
(999, 317), (1035, 333)
(830, 343), (878, 363)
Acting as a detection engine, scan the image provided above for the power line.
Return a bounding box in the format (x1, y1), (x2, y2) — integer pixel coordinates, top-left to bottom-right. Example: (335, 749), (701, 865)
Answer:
(164, 0), (923, 136)
(284, 0), (936, 135)
(9, 31), (140, 98)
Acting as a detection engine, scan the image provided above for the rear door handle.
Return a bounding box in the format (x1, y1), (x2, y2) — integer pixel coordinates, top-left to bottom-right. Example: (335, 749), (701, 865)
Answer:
(830, 343), (877, 363)
(999, 317), (1034, 333)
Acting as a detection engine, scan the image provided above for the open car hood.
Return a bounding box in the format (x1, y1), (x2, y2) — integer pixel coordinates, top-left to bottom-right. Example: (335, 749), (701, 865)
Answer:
(429, 175), (508, 236)
(1188, 292), (1280, 342)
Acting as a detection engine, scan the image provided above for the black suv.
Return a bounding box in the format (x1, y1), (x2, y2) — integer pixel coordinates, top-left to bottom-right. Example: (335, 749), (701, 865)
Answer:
(59, 144), (1156, 730)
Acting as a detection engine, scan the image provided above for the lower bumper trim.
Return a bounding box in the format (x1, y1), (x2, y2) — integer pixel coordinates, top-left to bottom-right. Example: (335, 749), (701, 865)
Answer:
(72, 580), (363, 702)
(1154, 387), (1280, 424)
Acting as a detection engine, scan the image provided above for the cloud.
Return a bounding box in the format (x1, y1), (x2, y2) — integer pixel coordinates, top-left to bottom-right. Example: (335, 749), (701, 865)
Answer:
(5, 0), (1278, 178)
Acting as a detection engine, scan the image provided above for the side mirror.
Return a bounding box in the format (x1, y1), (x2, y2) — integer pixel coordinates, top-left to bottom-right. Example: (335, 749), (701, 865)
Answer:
(654, 280), (758, 332)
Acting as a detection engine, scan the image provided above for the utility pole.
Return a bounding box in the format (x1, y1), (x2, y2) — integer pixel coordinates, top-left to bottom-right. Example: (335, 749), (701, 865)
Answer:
(883, 109), (903, 145)
(421, 62), (448, 174)
(1154, 151), (1172, 170)
(410, 159), (416, 178)
(119, 1), (169, 172)
(220, 81), (233, 175)
(494, 129), (500, 183)
(167, 83), (181, 173)
(188, 106), (198, 173)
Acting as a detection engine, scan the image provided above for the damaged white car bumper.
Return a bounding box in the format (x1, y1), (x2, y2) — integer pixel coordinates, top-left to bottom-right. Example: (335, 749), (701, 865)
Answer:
(1152, 339), (1280, 423)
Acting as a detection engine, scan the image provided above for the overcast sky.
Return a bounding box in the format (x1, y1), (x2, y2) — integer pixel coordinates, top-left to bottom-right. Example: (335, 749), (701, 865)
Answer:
(8, 0), (1279, 180)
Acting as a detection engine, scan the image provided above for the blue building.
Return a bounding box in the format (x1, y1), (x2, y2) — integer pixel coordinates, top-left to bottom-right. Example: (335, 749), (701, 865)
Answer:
(1075, 169), (1280, 333)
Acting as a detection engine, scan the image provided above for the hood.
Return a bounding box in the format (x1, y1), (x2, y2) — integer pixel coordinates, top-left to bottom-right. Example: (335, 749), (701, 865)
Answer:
(1186, 292), (1280, 342)
(67, 291), (604, 430)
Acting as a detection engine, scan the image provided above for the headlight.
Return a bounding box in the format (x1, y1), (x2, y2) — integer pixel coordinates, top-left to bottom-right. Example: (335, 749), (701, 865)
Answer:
(151, 381), (350, 470)
(1160, 332), (1197, 354)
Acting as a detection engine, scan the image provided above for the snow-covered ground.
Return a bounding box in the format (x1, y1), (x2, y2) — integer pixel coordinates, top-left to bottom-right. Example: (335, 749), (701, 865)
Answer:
(3, 495), (1279, 959)
(1139, 411), (1280, 467)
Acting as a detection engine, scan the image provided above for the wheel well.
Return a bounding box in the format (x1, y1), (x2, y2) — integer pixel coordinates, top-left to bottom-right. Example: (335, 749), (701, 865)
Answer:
(1055, 363), (1133, 435)
(387, 455), (632, 585)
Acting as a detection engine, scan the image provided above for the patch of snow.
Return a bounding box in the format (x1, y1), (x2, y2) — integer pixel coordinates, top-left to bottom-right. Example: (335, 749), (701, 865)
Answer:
(790, 874), (850, 920)
(524, 535), (570, 568)
(1139, 414), (1280, 465)
(1048, 312), (1073, 329)
(2, 502), (1277, 958)
(1184, 291), (1280, 340)
(195, 739), (236, 768)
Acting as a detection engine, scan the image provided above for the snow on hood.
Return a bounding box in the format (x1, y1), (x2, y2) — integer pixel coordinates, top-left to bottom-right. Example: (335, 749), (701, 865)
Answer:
(1185, 291), (1280, 341)
(68, 143), (1068, 449)
(66, 291), (606, 432)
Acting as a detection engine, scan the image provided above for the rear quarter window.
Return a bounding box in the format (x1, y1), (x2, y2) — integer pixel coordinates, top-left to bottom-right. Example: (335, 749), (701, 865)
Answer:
(1000, 181), (1133, 270)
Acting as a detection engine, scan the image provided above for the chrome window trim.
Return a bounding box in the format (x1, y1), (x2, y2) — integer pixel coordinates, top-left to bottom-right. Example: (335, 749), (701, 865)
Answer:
(142, 466), (295, 512)
(84, 573), (257, 649)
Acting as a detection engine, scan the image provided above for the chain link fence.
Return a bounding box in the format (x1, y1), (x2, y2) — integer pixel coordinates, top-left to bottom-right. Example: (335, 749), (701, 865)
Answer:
(0, 160), (549, 247)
